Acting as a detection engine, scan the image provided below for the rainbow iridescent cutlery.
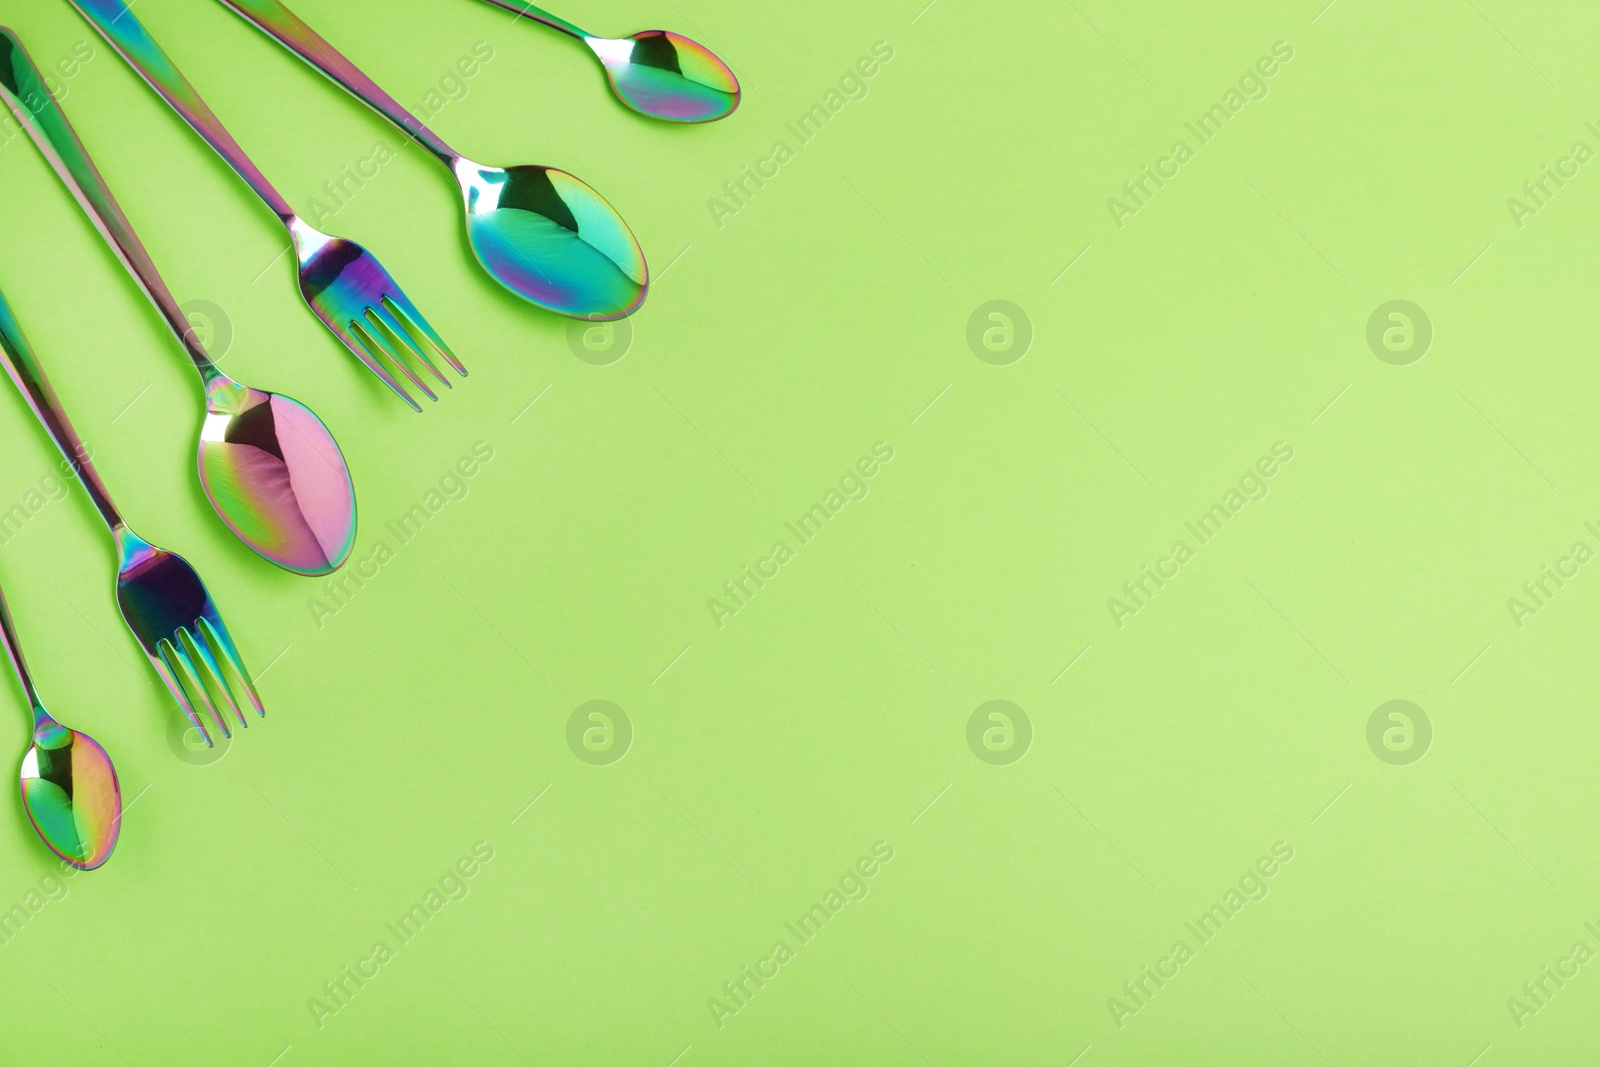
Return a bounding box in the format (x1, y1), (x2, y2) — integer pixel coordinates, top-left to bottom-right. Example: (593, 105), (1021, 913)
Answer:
(215, 0), (649, 320)
(63, 1), (463, 412)
(475, 0), (740, 123)
(0, 576), (121, 871)
(0, 279), (264, 750)
(0, 27), (356, 577)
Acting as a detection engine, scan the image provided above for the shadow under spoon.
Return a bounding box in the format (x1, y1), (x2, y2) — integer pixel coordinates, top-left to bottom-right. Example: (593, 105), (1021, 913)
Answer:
(216, 0), (648, 321)
(0, 27), (356, 576)
(0, 582), (121, 871)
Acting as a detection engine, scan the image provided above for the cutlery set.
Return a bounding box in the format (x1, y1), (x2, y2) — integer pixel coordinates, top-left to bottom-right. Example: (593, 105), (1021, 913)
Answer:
(0, 0), (739, 869)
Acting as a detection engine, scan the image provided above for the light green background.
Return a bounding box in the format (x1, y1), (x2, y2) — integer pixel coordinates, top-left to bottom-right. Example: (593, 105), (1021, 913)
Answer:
(0, 0), (1596, 1062)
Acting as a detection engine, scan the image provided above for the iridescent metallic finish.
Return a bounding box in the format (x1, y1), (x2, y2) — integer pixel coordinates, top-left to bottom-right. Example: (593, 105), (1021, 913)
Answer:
(0, 283), (264, 750)
(476, 2), (740, 124)
(593, 32), (741, 124)
(217, 0), (648, 321)
(61, 2), (461, 411)
(0, 581), (122, 871)
(0, 27), (357, 576)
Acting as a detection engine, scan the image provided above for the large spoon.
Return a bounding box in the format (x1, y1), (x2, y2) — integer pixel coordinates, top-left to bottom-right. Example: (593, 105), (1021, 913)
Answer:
(215, 0), (648, 321)
(0, 28), (357, 577)
(475, 1), (740, 123)
(0, 580), (121, 871)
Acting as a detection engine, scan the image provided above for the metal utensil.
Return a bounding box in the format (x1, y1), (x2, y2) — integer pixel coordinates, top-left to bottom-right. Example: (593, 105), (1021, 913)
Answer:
(0, 27), (357, 577)
(476, 0), (740, 123)
(55, 6), (462, 411)
(0, 283), (263, 749)
(0, 579), (121, 870)
(215, 0), (648, 321)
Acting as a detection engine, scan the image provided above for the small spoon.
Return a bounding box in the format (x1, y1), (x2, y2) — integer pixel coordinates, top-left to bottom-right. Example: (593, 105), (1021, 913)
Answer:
(0, 27), (357, 576)
(476, 1), (740, 123)
(217, 0), (648, 321)
(0, 581), (121, 871)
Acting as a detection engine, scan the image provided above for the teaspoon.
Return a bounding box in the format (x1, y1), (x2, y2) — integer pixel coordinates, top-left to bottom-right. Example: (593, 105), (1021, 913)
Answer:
(476, 0), (740, 123)
(0, 28), (357, 576)
(218, 0), (648, 321)
(0, 580), (121, 871)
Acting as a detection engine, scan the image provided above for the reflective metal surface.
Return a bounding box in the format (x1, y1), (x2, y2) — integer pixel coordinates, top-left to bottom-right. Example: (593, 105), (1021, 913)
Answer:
(217, 0), (649, 321)
(0, 283), (263, 751)
(0, 26), (358, 575)
(456, 160), (649, 321)
(201, 378), (357, 576)
(589, 31), (741, 124)
(63, 0), (462, 411)
(115, 530), (264, 746)
(0, 581), (122, 871)
(476, 1), (740, 124)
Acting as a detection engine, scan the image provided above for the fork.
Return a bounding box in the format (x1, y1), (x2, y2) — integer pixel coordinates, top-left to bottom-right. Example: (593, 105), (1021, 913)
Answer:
(0, 281), (262, 747)
(67, 0), (464, 411)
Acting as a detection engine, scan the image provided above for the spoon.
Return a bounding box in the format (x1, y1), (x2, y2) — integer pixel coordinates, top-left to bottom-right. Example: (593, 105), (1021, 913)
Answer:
(56, 5), (463, 413)
(216, 0), (648, 321)
(476, 1), (740, 123)
(0, 581), (121, 871)
(0, 27), (357, 577)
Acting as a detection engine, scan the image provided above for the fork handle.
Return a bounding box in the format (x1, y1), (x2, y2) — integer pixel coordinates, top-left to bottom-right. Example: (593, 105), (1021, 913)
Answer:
(66, 0), (299, 227)
(216, 0), (459, 167)
(0, 282), (127, 536)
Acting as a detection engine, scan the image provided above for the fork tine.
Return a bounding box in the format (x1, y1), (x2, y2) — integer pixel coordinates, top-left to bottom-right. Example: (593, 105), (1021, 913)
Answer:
(351, 316), (436, 407)
(150, 644), (211, 748)
(334, 318), (423, 412)
(185, 626), (247, 729)
(160, 637), (230, 741)
(370, 301), (450, 387)
(383, 290), (465, 377)
(200, 616), (264, 718)
(168, 636), (231, 740)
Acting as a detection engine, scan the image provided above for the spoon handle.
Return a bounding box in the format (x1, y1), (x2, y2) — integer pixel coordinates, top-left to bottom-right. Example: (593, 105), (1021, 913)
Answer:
(472, 0), (589, 39)
(216, 0), (459, 166)
(0, 26), (219, 384)
(0, 579), (43, 712)
(66, 0), (298, 227)
(0, 284), (127, 535)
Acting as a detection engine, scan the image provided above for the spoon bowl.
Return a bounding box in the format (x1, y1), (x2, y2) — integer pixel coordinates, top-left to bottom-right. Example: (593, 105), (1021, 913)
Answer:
(200, 377), (357, 577)
(457, 160), (648, 320)
(1, 18), (359, 576)
(22, 721), (121, 871)
(0, 580), (122, 870)
(587, 31), (740, 123)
